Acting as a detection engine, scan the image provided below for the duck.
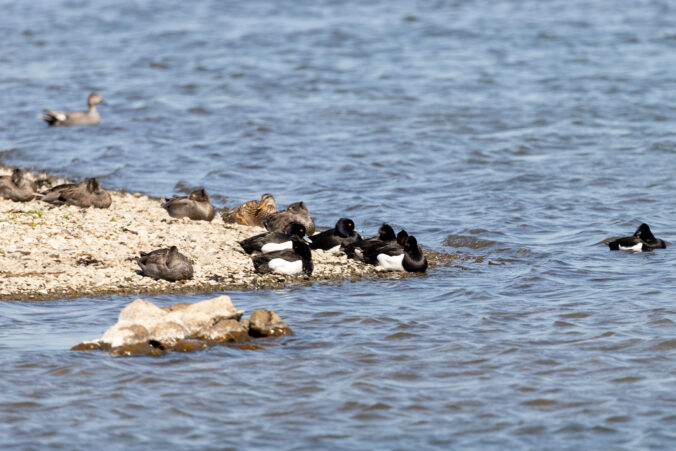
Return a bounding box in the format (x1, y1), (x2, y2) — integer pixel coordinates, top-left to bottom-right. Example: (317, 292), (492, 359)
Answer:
(222, 193), (275, 227)
(344, 223), (397, 259)
(0, 168), (37, 202)
(239, 221), (307, 254)
(608, 223), (666, 251)
(363, 235), (428, 273)
(135, 246), (194, 281)
(40, 177), (112, 208)
(161, 188), (215, 221)
(262, 201), (316, 236)
(252, 239), (313, 276)
(308, 218), (362, 252)
(41, 92), (103, 126)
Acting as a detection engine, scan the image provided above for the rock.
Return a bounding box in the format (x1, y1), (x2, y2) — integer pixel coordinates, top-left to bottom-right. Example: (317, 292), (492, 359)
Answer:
(165, 295), (244, 336)
(102, 324), (150, 348)
(248, 309), (293, 337)
(111, 342), (163, 357)
(198, 318), (247, 342)
(149, 321), (187, 347)
(118, 298), (166, 327)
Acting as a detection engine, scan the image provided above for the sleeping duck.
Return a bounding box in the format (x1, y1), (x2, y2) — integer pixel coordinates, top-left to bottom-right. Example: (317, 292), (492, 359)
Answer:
(239, 221), (306, 254)
(363, 235), (427, 273)
(135, 246), (194, 281)
(40, 177), (112, 208)
(0, 169), (37, 202)
(608, 223), (666, 252)
(162, 188), (215, 221)
(222, 193), (275, 227)
(262, 201), (316, 236)
(252, 239), (313, 276)
(308, 218), (361, 252)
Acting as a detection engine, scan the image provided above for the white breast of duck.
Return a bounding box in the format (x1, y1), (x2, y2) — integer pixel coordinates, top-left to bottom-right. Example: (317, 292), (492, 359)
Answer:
(268, 258), (304, 275)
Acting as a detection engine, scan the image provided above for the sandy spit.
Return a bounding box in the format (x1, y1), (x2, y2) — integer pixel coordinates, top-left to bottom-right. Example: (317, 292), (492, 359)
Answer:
(0, 167), (479, 301)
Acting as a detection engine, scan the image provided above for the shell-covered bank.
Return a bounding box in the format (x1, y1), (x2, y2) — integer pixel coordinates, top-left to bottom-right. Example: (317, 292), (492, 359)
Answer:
(0, 167), (483, 301)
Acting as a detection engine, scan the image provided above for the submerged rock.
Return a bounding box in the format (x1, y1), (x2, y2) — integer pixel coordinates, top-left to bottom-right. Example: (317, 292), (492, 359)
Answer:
(248, 309), (293, 337)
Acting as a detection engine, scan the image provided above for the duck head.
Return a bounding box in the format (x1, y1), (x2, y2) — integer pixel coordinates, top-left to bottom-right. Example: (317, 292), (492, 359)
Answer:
(378, 223), (396, 241)
(258, 193), (276, 210)
(335, 218), (355, 237)
(635, 223), (656, 242)
(88, 92), (103, 106)
(86, 178), (101, 193)
(397, 230), (409, 246)
(285, 221), (306, 239)
(189, 188), (210, 202)
(287, 201), (307, 213)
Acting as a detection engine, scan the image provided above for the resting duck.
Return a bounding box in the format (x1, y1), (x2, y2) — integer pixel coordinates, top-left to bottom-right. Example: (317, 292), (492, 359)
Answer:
(308, 218), (361, 252)
(608, 223), (666, 252)
(0, 169), (37, 202)
(344, 223), (397, 259)
(40, 177), (112, 208)
(262, 201), (316, 236)
(239, 221), (306, 254)
(222, 193), (275, 227)
(41, 92), (103, 126)
(161, 188), (215, 221)
(136, 246), (194, 281)
(252, 240), (313, 276)
(363, 235), (428, 273)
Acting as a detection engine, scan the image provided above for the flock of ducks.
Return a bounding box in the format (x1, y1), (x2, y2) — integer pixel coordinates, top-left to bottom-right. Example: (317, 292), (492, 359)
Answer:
(0, 93), (668, 283)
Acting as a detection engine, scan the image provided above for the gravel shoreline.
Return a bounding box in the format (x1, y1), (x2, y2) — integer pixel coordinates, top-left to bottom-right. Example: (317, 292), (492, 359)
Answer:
(0, 166), (480, 301)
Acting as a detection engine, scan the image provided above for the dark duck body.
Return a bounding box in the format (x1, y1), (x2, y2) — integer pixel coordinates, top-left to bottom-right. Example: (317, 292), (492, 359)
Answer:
(252, 240), (313, 276)
(239, 221), (307, 255)
(162, 188), (215, 221)
(136, 246), (194, 281)
(40, 177), (112, 208)
(308, 218), (361, 252)
(344, 223), (397, 259)
(262, 201), (316, 236)
(363, 235), (427, 273)
(0, 169), (37, 202)
(608, 223), (666, 252)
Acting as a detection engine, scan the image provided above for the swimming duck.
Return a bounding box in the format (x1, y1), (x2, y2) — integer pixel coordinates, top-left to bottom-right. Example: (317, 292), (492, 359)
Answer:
(252, 239), (313, 276)
(136, 246), (194, 281)
(161, 188), (215, 221)
(239, 221), (306, 254)
(262, 201), (316, 236)
(41, 92), (103, 126)
(608, 223), (666, 251)
(0, 169), (37, 202)
(363, 235), (428, 273)
(40, 177), (112, 208)
(308, 218), (362, 252)
(222, 193), (276, 227)
(344, 223), (397, 259)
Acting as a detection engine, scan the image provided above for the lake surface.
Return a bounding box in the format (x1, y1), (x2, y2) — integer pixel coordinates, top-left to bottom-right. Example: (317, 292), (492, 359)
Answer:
(1, 0), (676, 448)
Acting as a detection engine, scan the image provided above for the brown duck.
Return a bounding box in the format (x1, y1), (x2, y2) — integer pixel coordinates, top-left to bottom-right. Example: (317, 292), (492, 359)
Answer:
(40, 177), (112, 208)
(135, 246), (194, 282)
(262, 201), (316, 236)
(161, 188), (215, 221)
(222, 193), (276, 227)
(0, 169), (37, 202)
(41, 92), (103, 126)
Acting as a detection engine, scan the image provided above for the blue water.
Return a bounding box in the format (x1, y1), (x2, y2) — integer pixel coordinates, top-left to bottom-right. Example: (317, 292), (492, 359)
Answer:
(1, 0), (676, 448)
